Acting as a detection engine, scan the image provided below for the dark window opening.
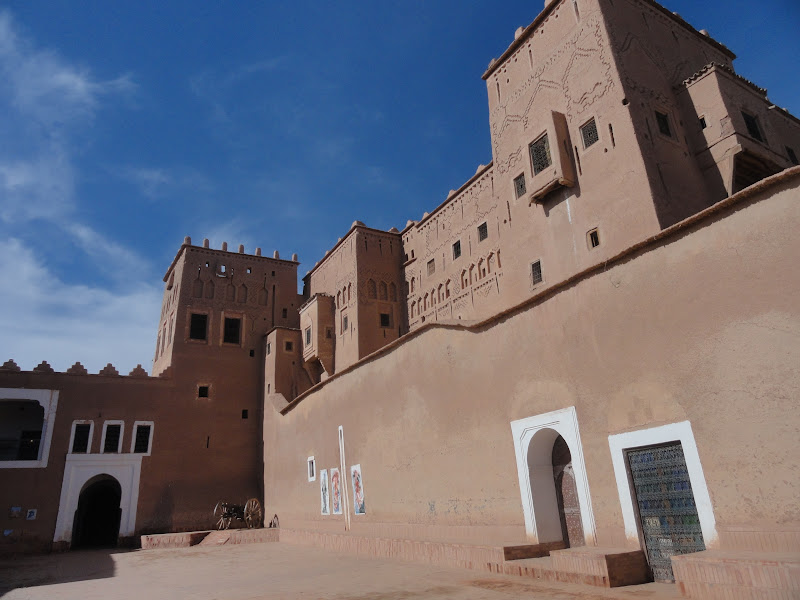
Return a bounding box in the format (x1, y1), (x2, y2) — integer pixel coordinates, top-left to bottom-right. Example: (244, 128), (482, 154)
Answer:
(72, 424), (91, 453)
(699, 116), (707, 130)
(531, 260), (543, 285)
(530, 134), (552, 174)
(305, 327), (312, 346)
(427, 259), (435, 275)
(588, 229), (600, 248)
(17, 431), (41, 461)
(742, 111), (763, 142)
(284, 341), (293, 352)
(326, 327), (333, 339)
(241, 410), (248, 420)
(380, 313), (391, 328)
(580, 118), (599, 148)
(249, 349), (255, 357)
(342, 316), (349, 333)
(223, 317), (241, 344)
(103, 425), (121, 453)
(198, 385), (209, 398)
(452, 240), (461, 260)
(786, 146), (798, 165)
(133, 425), (151, 453)
(281, 308), (288, 319)
(513, 174), (527, 198)
(655, 111), (672, 137)
(189, 313), (208, 340)
(478, 222), (488, 242)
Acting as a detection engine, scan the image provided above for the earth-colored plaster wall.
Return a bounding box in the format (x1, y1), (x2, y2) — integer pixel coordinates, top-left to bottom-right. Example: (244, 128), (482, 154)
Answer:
(264, 173), (800, 550)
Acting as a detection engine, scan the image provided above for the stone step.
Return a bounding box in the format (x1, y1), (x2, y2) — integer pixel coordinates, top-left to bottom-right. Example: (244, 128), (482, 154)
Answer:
(140, 528), (279, 550)
(198, 531), (230, 546)
(672, 550), (800, 599)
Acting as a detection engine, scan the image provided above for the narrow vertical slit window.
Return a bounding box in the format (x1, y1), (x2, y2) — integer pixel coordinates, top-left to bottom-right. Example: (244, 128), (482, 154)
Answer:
(478, 222), (488, 242)
(655, 111), (672, 138)
(741, 111), (763, 142)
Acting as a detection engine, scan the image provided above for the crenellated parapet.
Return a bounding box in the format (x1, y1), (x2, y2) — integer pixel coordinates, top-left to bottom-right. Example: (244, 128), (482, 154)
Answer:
(0, 359), (160, 379)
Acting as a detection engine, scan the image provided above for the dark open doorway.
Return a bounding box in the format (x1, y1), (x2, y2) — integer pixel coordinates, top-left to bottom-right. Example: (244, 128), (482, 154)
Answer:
(72, 475), (122, 549)
(552, 435), (585, 548)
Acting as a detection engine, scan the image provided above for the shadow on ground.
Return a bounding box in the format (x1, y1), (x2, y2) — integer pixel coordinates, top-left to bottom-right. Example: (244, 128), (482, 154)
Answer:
(0, 548), (120, 597)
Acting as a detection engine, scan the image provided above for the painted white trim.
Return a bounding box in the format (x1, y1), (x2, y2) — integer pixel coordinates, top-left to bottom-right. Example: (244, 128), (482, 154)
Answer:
(130, 421), (154, 456)
(307, 456), (316, 481)
(608, 420), (718, 548)
(510, 406), (596, 545)
(53, 453), (143, 545)
(100, 420), (124, 454)
(0, 388), (58, 469)
(68, 420), (95, 454)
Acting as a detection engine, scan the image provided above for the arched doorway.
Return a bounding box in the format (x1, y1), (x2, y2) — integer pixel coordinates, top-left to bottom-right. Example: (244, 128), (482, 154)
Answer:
(552, 435), (585, 548)
(71, 475), (122, 549)
(511, 408), (596, 545)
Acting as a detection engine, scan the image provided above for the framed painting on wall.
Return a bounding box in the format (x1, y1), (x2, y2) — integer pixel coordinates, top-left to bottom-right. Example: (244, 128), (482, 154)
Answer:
(330, 467), (342, 515)
(351, 464), (366, 515)
(320, 469), (329, 515)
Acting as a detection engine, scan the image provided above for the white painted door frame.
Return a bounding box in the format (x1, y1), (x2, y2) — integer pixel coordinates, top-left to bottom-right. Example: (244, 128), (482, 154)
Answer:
(53, 454), (143, 546)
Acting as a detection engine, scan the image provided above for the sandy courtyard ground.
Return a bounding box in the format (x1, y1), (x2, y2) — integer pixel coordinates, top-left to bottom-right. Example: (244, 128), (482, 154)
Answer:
(0, 542), (679, 599)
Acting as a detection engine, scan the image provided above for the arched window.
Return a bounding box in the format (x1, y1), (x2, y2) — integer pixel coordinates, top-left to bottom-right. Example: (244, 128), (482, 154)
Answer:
(479, 258), (486, 279)
(337, 291), (341, 307)
(410, 300), (416, 317)
(367, 279), (377, 299)
(423, 293), (428, 311)
(379, 281), (387, 300)
(431, 289), (436, 306)
(347, 283), (351, 302)
(488, 252), (495, 273)
(411, 277), (416, 293)
(389, 282), (397, 301)
(437, 284), (443, 303)
(461, 270), (468, 289)
(445, 280), (450, 298)
(469, 264), (475, 285)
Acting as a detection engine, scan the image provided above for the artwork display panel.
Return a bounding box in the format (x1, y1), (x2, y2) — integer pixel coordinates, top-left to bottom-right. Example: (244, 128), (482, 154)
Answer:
(330, 467), (342, 515)
(351, 464), (366, 515)
(320, 469), (329, 515)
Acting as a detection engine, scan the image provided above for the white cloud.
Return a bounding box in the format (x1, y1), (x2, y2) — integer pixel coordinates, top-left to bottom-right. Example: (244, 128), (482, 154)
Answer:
(112, 165), (213, 200)
(0, 238), (161, 373)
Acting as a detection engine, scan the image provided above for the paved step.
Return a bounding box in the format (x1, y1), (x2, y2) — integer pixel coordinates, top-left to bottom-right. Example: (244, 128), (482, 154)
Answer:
(198, 531), (230, 546)
(672, 550), (800, 599)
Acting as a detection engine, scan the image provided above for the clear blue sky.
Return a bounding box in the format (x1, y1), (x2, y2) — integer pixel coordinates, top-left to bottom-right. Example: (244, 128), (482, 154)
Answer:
(2, 0), (798, 372)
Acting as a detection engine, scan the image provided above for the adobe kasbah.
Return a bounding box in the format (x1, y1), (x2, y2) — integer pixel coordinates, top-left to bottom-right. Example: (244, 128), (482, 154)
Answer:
(2, 0), (798, 596)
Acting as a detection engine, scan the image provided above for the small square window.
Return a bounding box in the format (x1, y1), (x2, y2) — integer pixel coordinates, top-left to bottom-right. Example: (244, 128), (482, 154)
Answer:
(741, 111), (763, 142)
(133, 424), (152, 454)
(71, 423), (91, 454)
(380, 313), (391, 328)
(452, 240), (461, 260)
(223, 317), (241, 344)
(513, 174), (526, 198)
(530, 134), (552, 175)
(531, 260), (543, 286)
(307, 456), (316, 481)
(427, 259), (435, 275)
(246, 267), (252, 274)
(588, 228), (600, 249)
(699, 116), (707, 130)
(655, 111), (672, 137)
(281, 308), (288, 319)
(198, 385), (209, 398)
(189, 313), (208, 341)
(478, 222), (488, 242)
(326, 327), (333, 339)
(788, 147), (799, 165)
(284, 341), (293, 352)
(580, 118), (599, 148)
(305, 326), (312, 346)
(249, 349), (255, 357)
(241, 409), (248, 419)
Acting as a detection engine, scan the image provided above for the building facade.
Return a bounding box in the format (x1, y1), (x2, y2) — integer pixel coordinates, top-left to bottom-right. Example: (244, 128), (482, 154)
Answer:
(1, 0), (799, 596)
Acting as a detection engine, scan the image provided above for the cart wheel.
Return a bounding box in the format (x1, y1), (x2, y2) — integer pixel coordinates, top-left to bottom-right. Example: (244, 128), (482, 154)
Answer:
(244, 498), (262, 529)
(214, 500), (231, 530)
